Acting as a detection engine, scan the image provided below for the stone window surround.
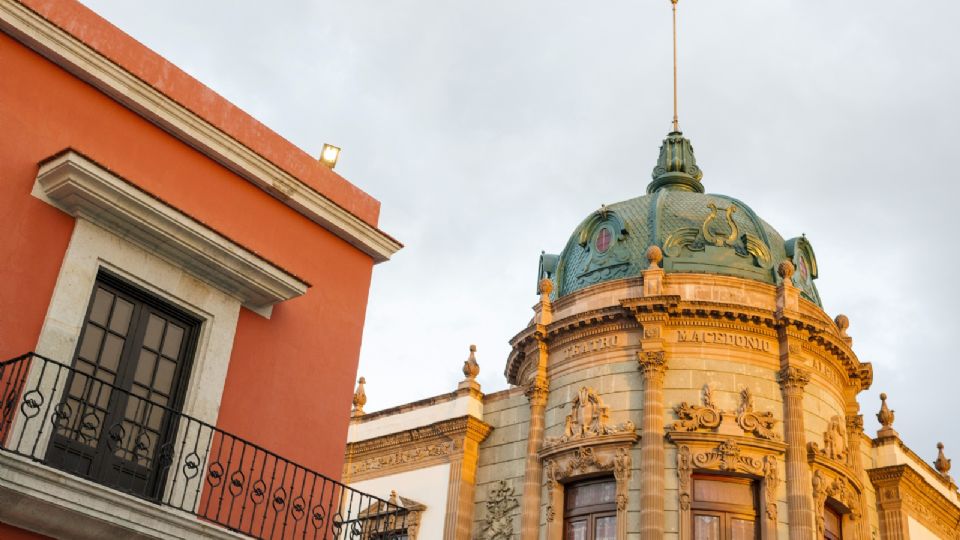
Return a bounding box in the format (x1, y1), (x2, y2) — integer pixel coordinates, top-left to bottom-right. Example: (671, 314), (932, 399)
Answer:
(668, 432), (787, 540)
(808, 450), (867, 540)
(1, 149), (311, 533)
(541, 432), (637, 540)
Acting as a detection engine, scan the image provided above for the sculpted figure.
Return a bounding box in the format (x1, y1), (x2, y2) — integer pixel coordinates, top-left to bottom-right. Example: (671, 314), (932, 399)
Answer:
(823, 415), (847, 461)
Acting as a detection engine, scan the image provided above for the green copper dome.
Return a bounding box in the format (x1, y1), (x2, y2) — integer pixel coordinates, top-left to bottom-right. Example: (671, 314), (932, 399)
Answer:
(539, 132), (823, 306)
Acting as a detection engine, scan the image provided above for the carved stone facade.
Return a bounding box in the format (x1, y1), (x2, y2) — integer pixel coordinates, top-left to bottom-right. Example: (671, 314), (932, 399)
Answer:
(481, 481), (519, 540)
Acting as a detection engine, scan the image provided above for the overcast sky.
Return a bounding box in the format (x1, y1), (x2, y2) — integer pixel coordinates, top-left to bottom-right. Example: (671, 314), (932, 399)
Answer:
(80, 1), (960, 462)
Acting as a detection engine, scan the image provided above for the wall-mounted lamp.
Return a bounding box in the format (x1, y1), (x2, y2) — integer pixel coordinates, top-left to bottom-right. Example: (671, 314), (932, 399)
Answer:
(319, 143), (341, 169)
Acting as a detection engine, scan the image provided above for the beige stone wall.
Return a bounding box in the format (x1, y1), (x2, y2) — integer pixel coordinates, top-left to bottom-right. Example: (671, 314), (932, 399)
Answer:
(474, 388), (529, 537)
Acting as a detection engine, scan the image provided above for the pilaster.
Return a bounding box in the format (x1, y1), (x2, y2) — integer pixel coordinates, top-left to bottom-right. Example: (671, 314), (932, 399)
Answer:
(778, 365), (816, 540)
(520, 334), (550, 540)
(638, 349), (667, 540)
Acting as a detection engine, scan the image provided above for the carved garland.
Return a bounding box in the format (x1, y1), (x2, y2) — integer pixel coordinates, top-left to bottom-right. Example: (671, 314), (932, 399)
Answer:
(812, 469), (861, 538)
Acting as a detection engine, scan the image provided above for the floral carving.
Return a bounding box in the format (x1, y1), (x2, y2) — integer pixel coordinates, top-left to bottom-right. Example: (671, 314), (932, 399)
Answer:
(693, 440), (764, 472)
(545, 387), (635, 448)
(672, 384), (721, 432)
(481, 480), (518, 540)
(736, 387), (780, 441)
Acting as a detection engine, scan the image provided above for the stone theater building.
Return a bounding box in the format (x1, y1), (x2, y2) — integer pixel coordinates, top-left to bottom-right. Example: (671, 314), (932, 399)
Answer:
(344, 138), (960, 537)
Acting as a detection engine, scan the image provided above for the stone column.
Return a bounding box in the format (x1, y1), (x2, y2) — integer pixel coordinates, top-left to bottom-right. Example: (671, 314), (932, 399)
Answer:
(444, 417), (492, 540)
(778, 366), (816, 540)
(638, 350), (667, 540)
(845, 412), (868, 540)
(520, 338), (549, 540)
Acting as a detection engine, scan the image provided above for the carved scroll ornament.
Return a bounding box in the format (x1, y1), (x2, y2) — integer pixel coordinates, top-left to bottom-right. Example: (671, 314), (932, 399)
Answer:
(544, 447), (632, 532)
(812, 469), (860, 537)
(671, 385), (780, 441)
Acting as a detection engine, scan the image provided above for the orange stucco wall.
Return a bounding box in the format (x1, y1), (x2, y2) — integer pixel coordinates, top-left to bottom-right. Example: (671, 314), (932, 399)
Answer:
(0, 522), (51, 539)
(0, 25), (369, 479)
(17, 0), (381, 227)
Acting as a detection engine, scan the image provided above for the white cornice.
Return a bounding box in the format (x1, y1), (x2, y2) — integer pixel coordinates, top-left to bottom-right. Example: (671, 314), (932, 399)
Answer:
(0, 0), (401, 263)
(35, 150), (309, 314)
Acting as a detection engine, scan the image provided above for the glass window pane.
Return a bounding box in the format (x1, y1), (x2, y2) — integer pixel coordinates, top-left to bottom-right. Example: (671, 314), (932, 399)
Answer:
(78, 324), (104, 362)
(134, 351), (157, 385)
(564, 519), (587, 540)
(143, 314), (165, 350)
(595, 516), (616, 540)
(731, 518), (755, 540)
(89, 288), (113, 326)
(694, 477), (754, 506)
(109, 298), (134, 335)
(694, 515), (720, 540)
(155, 358), (176, 394)
(100, 334), (124, 371)
(161, 324), (184, 358)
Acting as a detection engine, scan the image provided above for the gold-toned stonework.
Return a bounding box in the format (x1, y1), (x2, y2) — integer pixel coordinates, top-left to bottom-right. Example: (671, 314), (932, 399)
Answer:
(869, 464), (960, 540)
(808, 415), (848, 463)
(480, 480), (518, 540)
(812, 469), (861, 537)
(359, 491), (426, 540)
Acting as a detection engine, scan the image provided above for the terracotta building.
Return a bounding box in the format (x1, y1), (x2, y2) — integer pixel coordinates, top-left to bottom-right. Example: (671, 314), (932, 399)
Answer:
(342, 35), (960, 540)
(0, 1), (406, 538)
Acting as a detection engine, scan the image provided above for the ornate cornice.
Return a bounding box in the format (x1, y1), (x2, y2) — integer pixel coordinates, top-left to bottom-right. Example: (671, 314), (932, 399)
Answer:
(869, 465), (960, 540)
(343, 416), (491, 481)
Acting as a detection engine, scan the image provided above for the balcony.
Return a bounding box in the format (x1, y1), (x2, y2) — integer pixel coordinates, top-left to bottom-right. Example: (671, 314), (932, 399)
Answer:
(0, 353), (408, 539)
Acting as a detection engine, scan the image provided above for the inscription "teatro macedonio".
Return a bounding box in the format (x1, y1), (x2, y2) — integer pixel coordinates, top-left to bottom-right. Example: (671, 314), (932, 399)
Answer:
(676, 330), (771, 352)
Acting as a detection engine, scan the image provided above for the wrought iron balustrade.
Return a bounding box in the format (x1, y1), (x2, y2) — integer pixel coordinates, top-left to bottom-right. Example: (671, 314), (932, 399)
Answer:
(0, 353), (407, 539)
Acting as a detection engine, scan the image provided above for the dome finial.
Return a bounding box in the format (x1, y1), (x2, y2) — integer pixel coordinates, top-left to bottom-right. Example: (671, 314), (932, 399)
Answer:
(671, 0), (680, 133)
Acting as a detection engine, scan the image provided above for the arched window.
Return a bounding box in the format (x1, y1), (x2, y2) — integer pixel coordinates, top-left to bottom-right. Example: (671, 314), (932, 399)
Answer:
(691, 474), (759, 540)
(563, 477), (617, 540)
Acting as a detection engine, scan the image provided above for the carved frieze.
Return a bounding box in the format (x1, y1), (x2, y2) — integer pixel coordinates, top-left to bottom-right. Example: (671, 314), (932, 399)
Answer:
(481, 481), (518, 540)
(544, 387), (636, 449)
(346, 439), (463, 477)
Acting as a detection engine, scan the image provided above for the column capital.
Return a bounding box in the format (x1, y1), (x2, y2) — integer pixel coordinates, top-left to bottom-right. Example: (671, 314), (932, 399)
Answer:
(638, 350), (667, 381)
(846, 414), (865, 436)
(777, 365), (810, 391)
(525, 376), (549, 406)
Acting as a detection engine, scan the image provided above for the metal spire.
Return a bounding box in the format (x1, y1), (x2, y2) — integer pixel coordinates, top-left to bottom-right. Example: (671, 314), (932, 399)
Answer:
(671, 0), (680, 133)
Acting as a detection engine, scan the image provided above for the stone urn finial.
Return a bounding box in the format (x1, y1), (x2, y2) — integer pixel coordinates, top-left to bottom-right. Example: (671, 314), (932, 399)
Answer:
(778, 260), (795, 282)
(646, 245), (664, 269)
(835, 314), (850, 336)
(351, 376), (367, 417)
(538, 277), (554, 300)
(935, 442), (952, 480)
(463, 344), (480, 380)
(876, 392), (897, 438)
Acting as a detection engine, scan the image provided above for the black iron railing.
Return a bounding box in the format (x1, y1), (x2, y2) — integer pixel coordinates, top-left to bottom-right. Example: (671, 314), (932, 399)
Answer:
(0, 353), (408, 539)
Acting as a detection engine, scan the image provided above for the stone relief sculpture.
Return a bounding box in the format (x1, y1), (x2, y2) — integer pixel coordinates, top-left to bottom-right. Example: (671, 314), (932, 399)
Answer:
(544, 387), (635, 448)
(481, 480), (518, 540)
(672, 384), (780, 441)
(544, 447), (632, 525)
(808, 415), (848, 462)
